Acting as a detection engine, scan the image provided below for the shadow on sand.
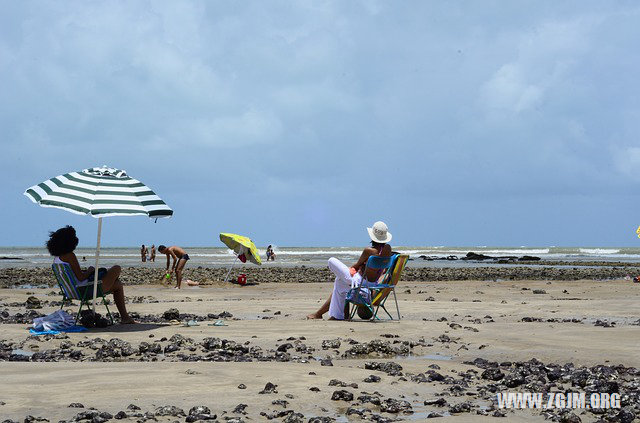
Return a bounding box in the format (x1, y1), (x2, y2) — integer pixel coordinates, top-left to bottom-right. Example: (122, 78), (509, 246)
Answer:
(89, 322), (170, 333)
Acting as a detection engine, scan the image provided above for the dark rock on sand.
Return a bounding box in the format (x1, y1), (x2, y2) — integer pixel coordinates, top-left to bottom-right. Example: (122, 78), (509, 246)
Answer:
(504, 372), (525, 387)
(320, 357), (333, 366)
(328, 379), (357, 389)
(163, 308), (180, 320)
(0, 310), (45, 324)
(185, 413), (217, 422)
(343, 339), (411, 358)
(233, 403), (248, 414)
(155, 405), (185, 417)
(95, 338), (135, 359)
(188, 406), (211, 415)
(357, 394), (382, 406)
(331, 390), (354, 401)
(277, 343), (293, 352)
(365, 361), (403, 376)
(321, 339), (341, 349)
(138, 341), (162, 355)
(449, 401), (473, 414)
(73, 410), (113, 421)
(272, 399), (289, 408)
(283, 412), (305, 423)
(25, 296), (42, 309)
(185, 405), (217, 422)
(558, 412), (581, 423)
(481, 368), (505, 381)
(615, 407), (636, 423)
(259, 382), (278, 394)
(380, 398), (412, 414)
(594, 319), (616, 327)
(424, 398), (448, 407)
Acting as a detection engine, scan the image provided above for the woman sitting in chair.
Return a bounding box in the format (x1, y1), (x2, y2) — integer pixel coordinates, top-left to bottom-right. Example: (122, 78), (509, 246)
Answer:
(307, 221), (392, 320)
(47, 225), (135, 324)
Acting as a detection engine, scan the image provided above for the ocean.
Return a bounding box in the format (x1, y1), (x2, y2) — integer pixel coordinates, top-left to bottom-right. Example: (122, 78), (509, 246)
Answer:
(1, 246), (639, 269)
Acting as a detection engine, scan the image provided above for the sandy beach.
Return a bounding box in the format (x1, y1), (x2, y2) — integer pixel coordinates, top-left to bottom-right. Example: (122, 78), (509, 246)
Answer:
(1, 266), (638, 422)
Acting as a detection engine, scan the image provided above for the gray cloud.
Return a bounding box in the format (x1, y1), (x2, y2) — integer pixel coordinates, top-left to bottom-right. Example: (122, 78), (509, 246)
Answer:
(2, 1), (640, 246)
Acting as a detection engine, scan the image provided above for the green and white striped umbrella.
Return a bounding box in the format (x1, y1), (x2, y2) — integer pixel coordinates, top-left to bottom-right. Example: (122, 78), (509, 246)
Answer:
(24, 166), (173, 218)
(24, 165), (172, 315)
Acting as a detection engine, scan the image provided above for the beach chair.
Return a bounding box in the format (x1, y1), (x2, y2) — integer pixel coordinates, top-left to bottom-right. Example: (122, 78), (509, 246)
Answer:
(346, 254), (408, 321)
(52, 262), (114, 324)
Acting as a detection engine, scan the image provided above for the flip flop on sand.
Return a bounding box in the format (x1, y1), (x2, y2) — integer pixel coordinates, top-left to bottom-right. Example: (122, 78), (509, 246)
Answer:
(208, 320), (227, 326)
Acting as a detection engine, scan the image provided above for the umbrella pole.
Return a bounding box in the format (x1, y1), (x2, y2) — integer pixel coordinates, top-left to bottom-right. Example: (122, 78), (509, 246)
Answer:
(223, 256), (239, 283)
(92, 217), (103, 313)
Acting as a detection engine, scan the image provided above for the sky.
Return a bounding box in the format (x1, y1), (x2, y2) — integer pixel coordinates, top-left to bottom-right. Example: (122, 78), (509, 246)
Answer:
(1, 1), (640, 248)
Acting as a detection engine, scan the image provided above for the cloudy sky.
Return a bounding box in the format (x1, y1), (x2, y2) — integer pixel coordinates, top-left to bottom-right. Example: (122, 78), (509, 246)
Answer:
(1, 1), (639, 247)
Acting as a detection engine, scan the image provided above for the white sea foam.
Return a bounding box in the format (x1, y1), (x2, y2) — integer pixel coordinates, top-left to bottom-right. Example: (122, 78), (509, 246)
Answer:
(579, 248), (620, 255)
(410, 248), (551, 256)
(2, 246), (640, 269)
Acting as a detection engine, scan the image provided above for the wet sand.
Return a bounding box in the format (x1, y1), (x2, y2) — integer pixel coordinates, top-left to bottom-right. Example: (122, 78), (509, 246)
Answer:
(0, 272), (639, 421)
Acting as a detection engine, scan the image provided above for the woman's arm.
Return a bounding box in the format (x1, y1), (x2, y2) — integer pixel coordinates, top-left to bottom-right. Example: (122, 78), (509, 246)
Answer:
(352, 248), (375, 272)
(63, 252), (93, 281)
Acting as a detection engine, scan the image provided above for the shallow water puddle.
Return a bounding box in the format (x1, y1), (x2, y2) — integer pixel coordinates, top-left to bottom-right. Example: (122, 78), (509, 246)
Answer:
(401, 353), (453, 361)
(11, 349), (34, 357)
(12, 284), (49, 289)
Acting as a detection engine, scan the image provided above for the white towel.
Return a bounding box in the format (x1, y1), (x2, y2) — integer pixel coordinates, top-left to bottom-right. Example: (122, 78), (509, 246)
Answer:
(33, 310), (75, 332)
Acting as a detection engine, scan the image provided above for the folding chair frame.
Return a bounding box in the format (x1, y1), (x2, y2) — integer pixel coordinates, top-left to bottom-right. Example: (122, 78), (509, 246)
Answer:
(53, 263), (114, 324)
(346, 254), (408, 322)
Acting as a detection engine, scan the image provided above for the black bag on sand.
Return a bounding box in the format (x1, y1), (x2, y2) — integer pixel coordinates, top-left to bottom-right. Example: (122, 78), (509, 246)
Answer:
(79, 310), (111, 328)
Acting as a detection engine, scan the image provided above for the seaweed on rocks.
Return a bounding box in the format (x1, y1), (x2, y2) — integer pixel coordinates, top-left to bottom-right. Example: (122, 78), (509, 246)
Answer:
(364, 361), (403, 376)
(379, 398), (412, 414)
(342, 340), (411, 358)
(321, 339), (341, 350)
(0, 309), (45, 324)
(454, 358), (640, 421)
(94, 338), (135, 360)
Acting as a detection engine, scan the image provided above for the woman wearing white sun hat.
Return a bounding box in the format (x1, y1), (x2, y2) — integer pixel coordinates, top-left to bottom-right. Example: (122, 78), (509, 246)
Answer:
(307, 221), (393, 320)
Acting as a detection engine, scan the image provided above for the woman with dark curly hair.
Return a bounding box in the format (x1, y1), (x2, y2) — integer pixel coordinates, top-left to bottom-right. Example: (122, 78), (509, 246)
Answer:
(47, 226), (135, 324)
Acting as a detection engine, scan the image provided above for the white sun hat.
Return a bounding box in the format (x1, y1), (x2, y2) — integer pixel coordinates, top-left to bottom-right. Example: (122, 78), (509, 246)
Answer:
(367, 221), (392, 243)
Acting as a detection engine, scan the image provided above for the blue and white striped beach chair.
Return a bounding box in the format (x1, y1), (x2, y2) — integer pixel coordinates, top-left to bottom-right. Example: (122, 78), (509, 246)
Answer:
(52, 262), (113, 324)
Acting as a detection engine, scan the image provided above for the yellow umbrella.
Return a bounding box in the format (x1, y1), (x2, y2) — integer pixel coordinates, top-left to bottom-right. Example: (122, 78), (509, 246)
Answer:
(219, 233), (262, 282)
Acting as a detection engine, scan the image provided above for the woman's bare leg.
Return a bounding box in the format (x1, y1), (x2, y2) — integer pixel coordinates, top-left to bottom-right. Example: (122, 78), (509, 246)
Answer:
(307, 294), (331, 319)
(101, 265), (135, 324)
